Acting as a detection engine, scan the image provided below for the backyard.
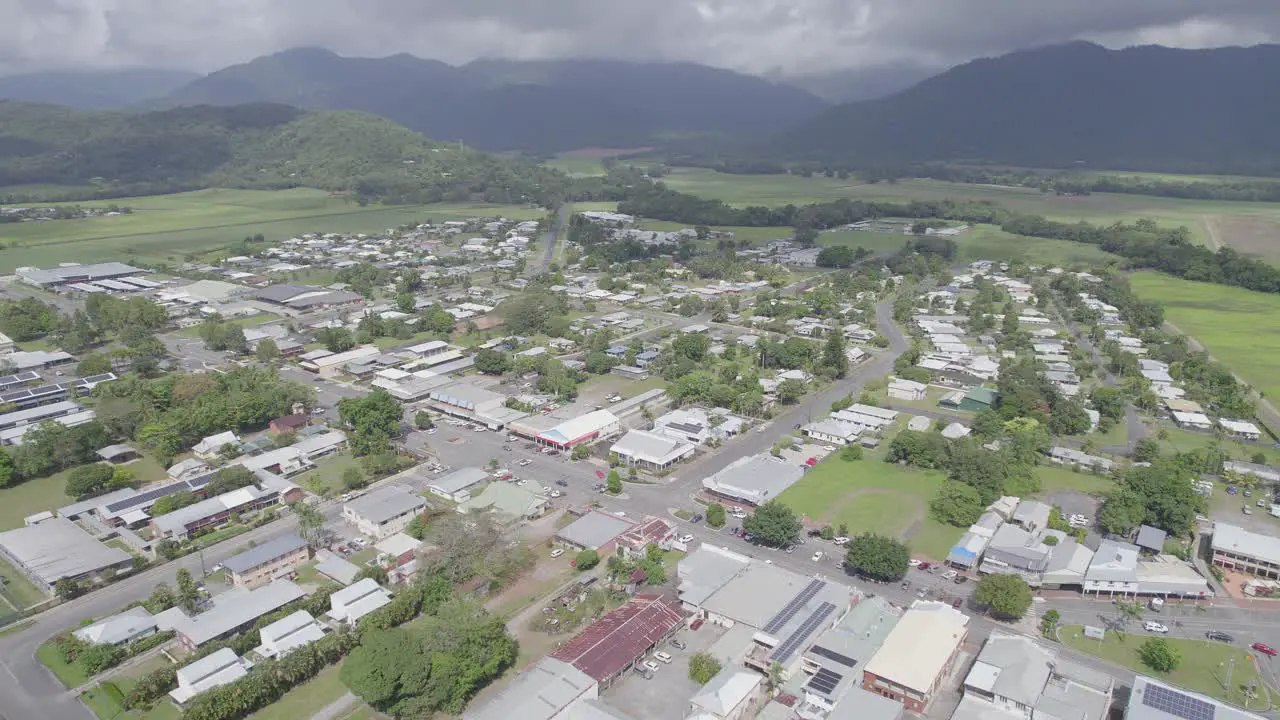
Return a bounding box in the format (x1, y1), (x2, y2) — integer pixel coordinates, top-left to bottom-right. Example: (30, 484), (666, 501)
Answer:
(79, 654), (181, 720)
(1059, 624), (1273, 707)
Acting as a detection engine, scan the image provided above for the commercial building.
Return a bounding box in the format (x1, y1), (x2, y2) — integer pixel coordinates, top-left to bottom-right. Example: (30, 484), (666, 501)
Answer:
(300, 346), (381, 378)
(701, 454), (804, 507)
(1127, 675), (1266, 720)
(170, 648), (250, 706)
(342, 486), (428, 540)
(222, 533), (310, 589)
(458, 482), (548, 523)
(608, 429), (695, 471)
(463, 657), (599, 720)
(1212, 522), (1280, 579)
(954, 632), (1113, 720)
(795, 595), (902, 718)
(830, 404), (898, 430)
(254, 610), (326, 659)
(689, 668), (764, 720)
(426, 467), (490, 503)
(861, 601), (969, 712)
(556, 511), (636, 553)
(74, 607), (157, 646)
(18, 262), (145, 288)
(652, 408), (746, 446)
(532, 410), (621, 450)
(549, 594), (686, 689)
(165, 580), (307, 649)
(428, 381), (529, 429)
(327, 578), (393, 625)
(256, 284), (363, 311)
(0, 518), (133, 592)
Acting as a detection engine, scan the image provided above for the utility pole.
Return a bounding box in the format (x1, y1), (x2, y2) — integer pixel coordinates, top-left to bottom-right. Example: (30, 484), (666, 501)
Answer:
(1224, 655), (1235, 697)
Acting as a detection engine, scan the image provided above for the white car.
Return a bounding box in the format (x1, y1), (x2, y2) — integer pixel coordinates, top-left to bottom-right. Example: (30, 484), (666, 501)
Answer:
(507, 435), (518, 441)
(653, 651), (673, 664)
(811, 551), (825, 562)
(1144, 622), (1169, 634)
(426, 428), (437, 435)
(550, 548), (565, 558)
(643, 661), (661, 673)
(731, 511), (748, 519)
(941, 570), (958, 581)
(822, 446), (837, 453)
(909, 558), (922, 567)
(832, 536), (851, 546)
(518, 458), (532, 466)
(678, 534), (694, 544)
(549, 490), (561, 498)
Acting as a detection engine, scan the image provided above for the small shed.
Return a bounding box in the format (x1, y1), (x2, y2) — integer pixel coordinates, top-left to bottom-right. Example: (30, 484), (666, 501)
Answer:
(96, 444), (140, 464)
(1135, 525), (1168, 554)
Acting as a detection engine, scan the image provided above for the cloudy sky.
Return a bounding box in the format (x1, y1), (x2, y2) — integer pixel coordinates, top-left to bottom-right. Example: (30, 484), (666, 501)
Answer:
(2, 0), (1277, 77)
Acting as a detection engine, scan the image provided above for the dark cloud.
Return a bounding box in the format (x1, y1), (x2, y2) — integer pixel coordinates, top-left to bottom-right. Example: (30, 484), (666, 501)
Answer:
(1, 0), (1278, 76)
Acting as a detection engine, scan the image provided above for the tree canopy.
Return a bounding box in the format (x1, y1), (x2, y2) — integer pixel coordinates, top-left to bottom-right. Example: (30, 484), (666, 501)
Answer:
(743, 501), (802, 548)
(843, 534), (909, 582)
(973, 573), (1034, 620)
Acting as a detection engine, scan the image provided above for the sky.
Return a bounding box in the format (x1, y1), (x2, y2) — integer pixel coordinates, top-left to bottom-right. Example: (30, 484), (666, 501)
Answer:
(2, 1), (1278, 77)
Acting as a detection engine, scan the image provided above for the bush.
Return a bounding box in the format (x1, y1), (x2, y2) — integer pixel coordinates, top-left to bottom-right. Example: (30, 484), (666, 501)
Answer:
(1139, 638), (1181, 673)
(688, 652), (721, 685)
(973, 573), (1033, 620)
(575, 550), (600, 570)
(840, 444), (863, 461)
(706, 503), (726, 528)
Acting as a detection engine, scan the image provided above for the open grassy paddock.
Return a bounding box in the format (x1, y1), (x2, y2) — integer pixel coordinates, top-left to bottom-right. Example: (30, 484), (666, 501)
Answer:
(776, 457), (962, 560)
(1130, 273), (1280, 402)
(660, 168), (1280, 260)
(0, 189), (543, 272)
(1059, 624), (1273, 707)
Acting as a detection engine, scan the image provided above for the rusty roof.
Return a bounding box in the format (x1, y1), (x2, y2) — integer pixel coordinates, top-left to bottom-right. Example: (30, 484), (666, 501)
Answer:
(617, 517), (675, 550)
(550, 594), (685, 682)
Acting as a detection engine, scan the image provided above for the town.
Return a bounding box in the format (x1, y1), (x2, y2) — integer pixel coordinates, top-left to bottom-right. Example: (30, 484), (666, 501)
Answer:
(0, 198), (1272, 720)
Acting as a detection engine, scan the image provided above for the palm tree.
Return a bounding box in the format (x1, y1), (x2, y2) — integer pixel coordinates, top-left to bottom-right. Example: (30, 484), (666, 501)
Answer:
(766, 661), (785, 696)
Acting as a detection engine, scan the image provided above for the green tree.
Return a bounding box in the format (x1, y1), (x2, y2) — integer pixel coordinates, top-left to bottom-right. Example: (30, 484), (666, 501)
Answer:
(255, 338), (280, 363)
(295, 501), (327, 549)
(821, 331), (849, 378)
(1039, 608), (1061, 638)
(1139, 638), (1181, 673)
(144, 582), (176, 613)
(65, 463), (116, 499)
(777, 379), (807, 404)
(930, 481), (984, 527)
(973, 573), (1033, 620)
(688, 652), (722, 685)
(1132, 438), (1161, 463)
(356, 565), (390, 585)
(575, 549), (599, 570)
(54, 578), (82, 600)
(474, 349), (511, 375)
(743, 501), (802, 547)
(413, 411), (433, 430)
(1098, 488), (1148, 536)
(840, 444), (863, 461)
(343, 467), (367, 490)
(706, 503), (726, 528)
(77, 353), (113, 376)
(571, 444), (590, 460)
(606, 470), (623, 495)
(176, 568), (200, 613)
(844, 534), (909, 582)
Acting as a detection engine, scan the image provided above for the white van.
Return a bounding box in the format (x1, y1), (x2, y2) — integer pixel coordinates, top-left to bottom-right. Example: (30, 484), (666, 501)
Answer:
(550, 548), (565, 558)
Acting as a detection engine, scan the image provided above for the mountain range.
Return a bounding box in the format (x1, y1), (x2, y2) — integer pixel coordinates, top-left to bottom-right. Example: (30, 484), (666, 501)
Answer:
(0, 69), (200, 109)
(147, 49), (829, 153)
(771, 42), (1280, 175)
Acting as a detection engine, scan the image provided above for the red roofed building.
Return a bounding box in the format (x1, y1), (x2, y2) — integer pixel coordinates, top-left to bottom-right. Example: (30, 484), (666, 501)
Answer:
(550, 594), (686, 688)
(615, 517), (676, 559)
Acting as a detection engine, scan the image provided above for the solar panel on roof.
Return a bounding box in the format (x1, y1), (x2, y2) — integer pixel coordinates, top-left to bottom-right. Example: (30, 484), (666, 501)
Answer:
(772, 602), (837, 664)
(807, 667), (843, 695)
(809, 645), (857, 668)
(1142, 684), (1216, 720)
(763, 579), (826, 634)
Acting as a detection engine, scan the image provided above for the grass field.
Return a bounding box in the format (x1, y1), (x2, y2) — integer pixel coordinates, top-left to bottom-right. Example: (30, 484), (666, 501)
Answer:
(1130, 273), (1280, 401)
(248, 663), (348, 720)
(0, 474), (73, 531)
(0, 189), (543, 272)
(38, 637), (90, 688)
(0, 553), (46, 609)
(1059, 624), (1272, 707)
(1035, 465), (1116, 496)
(660, 168), (1280, 257)
(80, 655), (181, 720)
(545, 156), (607, 177)
(776, 458), (962, 560)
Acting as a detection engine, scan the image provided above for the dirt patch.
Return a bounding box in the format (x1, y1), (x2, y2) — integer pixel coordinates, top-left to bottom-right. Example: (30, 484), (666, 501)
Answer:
(1204, 214), (1280, 260)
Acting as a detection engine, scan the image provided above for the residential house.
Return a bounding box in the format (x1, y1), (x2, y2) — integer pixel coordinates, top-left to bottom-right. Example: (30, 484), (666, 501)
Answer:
(426, 467), (490, 503)
(802, 419), (862, 446)
(457, 482), (548, 523)
(343, 486), (428, 540)
(192, 431), (241, 460)
(255, 610), (326, 659)
(955, 632), (1113, 720)
(689, 668), (764, 720)
(614, 518), (676, 558)
(222, 533), (310, 589)
(74, 607), (157, 647)
(653, 408), (746, 446)
(327, 578), (393, 625)
(169, 648), (250, 706)
(556, 511), (636, 553)
(887, 378), (927, 401)
(165, 580), (307, 649)
(463, 657), (599, 720)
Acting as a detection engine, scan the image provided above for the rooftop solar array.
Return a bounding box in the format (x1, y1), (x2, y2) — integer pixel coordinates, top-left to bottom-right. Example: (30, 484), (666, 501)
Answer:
(763, 578), (826, 634)
(772, 601), (837, 664)
(809, 645), (857, 668)
(0, 372), (40, 390)
(1142, 684), (1217, 720)
(101, 473), (214, 515)
(807, 667), (844, 695)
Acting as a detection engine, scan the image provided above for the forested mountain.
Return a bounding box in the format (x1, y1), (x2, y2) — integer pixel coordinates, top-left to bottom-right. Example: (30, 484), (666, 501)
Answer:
(157, 48), (828, 152)
(0, 101), (568, 204)
(0, 69), (199, 109)
(771, 42), (1280, 175)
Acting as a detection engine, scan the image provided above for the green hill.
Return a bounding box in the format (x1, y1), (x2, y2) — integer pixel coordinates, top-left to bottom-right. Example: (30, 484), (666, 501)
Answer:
(0, 100), (568, 204)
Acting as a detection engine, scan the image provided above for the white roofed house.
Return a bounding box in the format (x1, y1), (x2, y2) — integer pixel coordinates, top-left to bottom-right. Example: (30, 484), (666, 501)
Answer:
(74, 607), (158, 647)
(956, 632), (1113, 720)
(426, 467), (490, 503)
(861, 600), (969, 713)
(1218, 419), (1262, 441)
(342, 485), (428, 540)
(192, 431), (241, 460)
(887, 378), (927, 401)
(169, 648), (250, 706)
(609, 429), (695, 471)
(327, 577), (393, 625)
(253, 610), (326, 659)
(802, 419), (862, 446)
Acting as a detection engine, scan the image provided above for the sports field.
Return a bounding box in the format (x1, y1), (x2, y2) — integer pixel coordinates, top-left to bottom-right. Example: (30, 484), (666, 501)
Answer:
(0, 189), (543, 272)
(776, 458), (962, 560)
(1130, 273), (1280, 401)
(660, 168), (1280, 258)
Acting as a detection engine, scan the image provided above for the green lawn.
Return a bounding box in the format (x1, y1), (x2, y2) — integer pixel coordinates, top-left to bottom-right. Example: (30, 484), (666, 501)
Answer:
(819, 230), (912, 254)
(955, 224), (1122, 267)
(544, 155), (607, 177)
(0, 456), (169, 532)
(80, 655), (181, 720)
(248, 663), (349, 720)
(296, 453), (363, 498)
(777, 458), (962, 560)
(1131, 273), (1280, 402)
(579, 374), (668, 401)
(0, 189), (543, 271)
(37, 638), (90, 688)
(1035, 465), (1117, 497)
(0, 551), (48, 610)
(1059, 625), (1273, 707)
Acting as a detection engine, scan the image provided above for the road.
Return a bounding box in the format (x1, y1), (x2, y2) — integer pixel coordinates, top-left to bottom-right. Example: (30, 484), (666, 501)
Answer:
(531, 205), (569, 276)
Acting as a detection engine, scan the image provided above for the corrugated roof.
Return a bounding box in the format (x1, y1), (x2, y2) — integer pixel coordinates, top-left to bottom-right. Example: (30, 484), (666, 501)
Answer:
(557, 511), (635, 550)
(223, 533), (307, 575)
(550, 595), (685, 682)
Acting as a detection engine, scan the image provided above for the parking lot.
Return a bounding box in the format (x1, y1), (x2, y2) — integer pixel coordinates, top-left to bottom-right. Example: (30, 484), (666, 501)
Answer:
(605, 623), (726, 720)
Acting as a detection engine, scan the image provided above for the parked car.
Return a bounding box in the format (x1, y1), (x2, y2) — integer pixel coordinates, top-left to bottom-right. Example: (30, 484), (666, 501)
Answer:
(953, 575), (969, 585)
(1228, 486), (1239, 495)
(654, 651), (673, 664)
(832, 536), (851, 546)
(670, 638), (687, 650)
(1143, 621), (1169, 634)
(1245, 489), (1254, 497)
(678, 534), (694, 544)
(555, 479), (569, 487)
(1206, 630), (1235, 643)
(1253, 642), (1278, 657)
(942, 570), (958, 581)
(952, 597), (963, 609)
(426, 428), (437, 435)
(550, 548), (565, 558)
(691, 514), (704, 523)
(812, 551), (825, 562)
(690, 619), (704, 631)
(519, 458), (533, 467)
(642, 660), (661, 673)
(548, 490), (561, 498)
(909, 559), (922, 567)
(917, 562), (931, 571)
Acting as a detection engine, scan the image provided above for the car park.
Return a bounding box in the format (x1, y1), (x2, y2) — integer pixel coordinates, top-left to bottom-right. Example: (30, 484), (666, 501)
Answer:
(1143, 621), (1169, 633)
(1206, 630), (1235, 643)
(1253, 642), (1278, 657)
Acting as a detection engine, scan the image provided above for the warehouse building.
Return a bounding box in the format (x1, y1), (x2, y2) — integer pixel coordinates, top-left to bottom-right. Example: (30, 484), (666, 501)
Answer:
(0, 517), (133, 593)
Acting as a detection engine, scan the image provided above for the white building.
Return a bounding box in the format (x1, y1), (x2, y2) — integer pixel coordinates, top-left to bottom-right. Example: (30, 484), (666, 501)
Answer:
(169, 648), (249, 705)
(255, 610), (326, 659)
(609, 429), (695, 471)
(887, 378), (927, 401)
(327, 577), (393, 625)
(342, 486), (428, 539)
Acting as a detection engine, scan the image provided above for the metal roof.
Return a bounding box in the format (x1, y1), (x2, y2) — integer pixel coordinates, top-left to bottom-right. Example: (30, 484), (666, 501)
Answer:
(556, 511), (636, 550)
(223, 533), (307, 575)
(344, 485), (426, 525)
(0, 517), (131, 585)
(549, 595), (685, 682)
